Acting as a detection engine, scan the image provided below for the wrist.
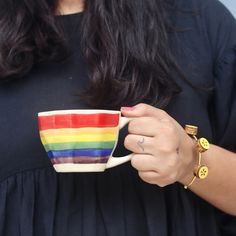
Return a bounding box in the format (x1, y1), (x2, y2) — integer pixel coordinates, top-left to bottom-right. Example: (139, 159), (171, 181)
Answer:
(180, 125), (210, 189)
(178, 134), (198, 185)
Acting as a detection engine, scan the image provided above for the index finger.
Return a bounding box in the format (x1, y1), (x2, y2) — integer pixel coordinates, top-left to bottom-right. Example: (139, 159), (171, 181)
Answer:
(121, 103), (168, 119)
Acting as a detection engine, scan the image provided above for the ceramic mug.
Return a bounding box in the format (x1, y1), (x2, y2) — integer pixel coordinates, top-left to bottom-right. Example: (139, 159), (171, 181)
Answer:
(38, 110), (132, 172)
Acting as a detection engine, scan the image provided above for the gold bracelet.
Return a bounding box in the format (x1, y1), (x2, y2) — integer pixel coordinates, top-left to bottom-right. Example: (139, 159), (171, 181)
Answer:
(183, 125), (210, 189)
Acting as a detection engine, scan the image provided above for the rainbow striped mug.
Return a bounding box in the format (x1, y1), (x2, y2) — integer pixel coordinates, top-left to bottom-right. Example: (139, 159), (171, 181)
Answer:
(38, 110), (132, 172)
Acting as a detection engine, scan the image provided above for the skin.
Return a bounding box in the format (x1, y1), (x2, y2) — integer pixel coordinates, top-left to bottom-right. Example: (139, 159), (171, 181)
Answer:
(58, 0), (236, 216)
(121, 104), (236, 216)
(56, 0), (85, 15)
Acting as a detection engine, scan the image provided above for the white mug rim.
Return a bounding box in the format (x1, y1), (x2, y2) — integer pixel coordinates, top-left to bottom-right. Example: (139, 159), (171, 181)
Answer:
(38, 109), (120, 116)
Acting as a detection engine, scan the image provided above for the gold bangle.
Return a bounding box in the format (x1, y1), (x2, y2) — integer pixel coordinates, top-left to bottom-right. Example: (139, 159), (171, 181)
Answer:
(184, 125), (209, 189)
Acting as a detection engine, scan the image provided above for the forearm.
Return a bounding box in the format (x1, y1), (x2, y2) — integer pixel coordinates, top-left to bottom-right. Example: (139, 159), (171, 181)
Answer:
(179, 144), (236, 216)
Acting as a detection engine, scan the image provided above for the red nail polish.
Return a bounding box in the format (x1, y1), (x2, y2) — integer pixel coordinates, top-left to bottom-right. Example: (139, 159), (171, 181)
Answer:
(121, 106), (135, 111)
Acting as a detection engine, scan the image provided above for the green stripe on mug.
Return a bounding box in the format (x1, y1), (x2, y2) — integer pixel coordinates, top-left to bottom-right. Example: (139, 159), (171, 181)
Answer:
(43, 141), (115, 152)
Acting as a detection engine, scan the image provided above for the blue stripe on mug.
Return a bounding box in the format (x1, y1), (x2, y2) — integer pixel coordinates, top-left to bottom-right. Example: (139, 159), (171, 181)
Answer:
(47, 149), (113, 158)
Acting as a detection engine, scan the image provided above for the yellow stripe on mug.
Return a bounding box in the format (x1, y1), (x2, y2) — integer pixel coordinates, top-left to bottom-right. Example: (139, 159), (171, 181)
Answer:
(40, 133), (117, 145)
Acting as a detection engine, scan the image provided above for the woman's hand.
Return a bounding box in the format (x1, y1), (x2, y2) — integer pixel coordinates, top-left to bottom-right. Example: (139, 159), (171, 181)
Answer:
(121, 103), (236, 214)
(121, 103), (197, 187)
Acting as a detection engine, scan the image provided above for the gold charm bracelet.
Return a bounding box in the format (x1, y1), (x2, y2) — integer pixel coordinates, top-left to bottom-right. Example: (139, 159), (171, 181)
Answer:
(184, 125), (210, 189)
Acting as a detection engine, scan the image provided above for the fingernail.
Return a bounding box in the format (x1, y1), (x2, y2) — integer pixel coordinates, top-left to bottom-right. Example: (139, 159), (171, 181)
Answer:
(121, 106), (135, 111)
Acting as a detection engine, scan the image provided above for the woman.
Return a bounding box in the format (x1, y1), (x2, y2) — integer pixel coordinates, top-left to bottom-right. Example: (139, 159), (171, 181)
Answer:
(0, 0), (235, 235)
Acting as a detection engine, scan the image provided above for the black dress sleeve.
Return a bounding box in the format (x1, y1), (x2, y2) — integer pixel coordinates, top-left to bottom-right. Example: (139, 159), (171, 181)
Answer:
(205, 0), (236, 152)
(215, 47), (236, 236)
(204, 1), (236, 235)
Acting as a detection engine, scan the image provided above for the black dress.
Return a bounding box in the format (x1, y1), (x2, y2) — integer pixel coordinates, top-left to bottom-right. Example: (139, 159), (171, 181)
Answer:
(0, 0), (236, 235)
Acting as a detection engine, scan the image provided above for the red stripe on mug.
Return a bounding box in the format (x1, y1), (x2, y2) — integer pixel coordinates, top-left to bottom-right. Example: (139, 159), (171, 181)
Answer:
(38, 113), (120, 130)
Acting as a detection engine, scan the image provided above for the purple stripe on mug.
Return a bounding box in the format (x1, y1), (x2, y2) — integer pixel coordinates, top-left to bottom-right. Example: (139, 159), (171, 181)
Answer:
(51, 157), (109, 164)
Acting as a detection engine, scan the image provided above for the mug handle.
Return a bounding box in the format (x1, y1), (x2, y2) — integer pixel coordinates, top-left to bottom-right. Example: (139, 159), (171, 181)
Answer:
(105, 117), (133, 169)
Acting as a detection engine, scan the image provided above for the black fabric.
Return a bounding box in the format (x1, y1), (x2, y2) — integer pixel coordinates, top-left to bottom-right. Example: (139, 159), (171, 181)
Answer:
(0, 0), (236, 235)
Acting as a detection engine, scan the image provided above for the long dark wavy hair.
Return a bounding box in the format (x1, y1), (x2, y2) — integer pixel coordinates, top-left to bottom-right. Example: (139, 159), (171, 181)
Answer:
(0, 0), (182, 109)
